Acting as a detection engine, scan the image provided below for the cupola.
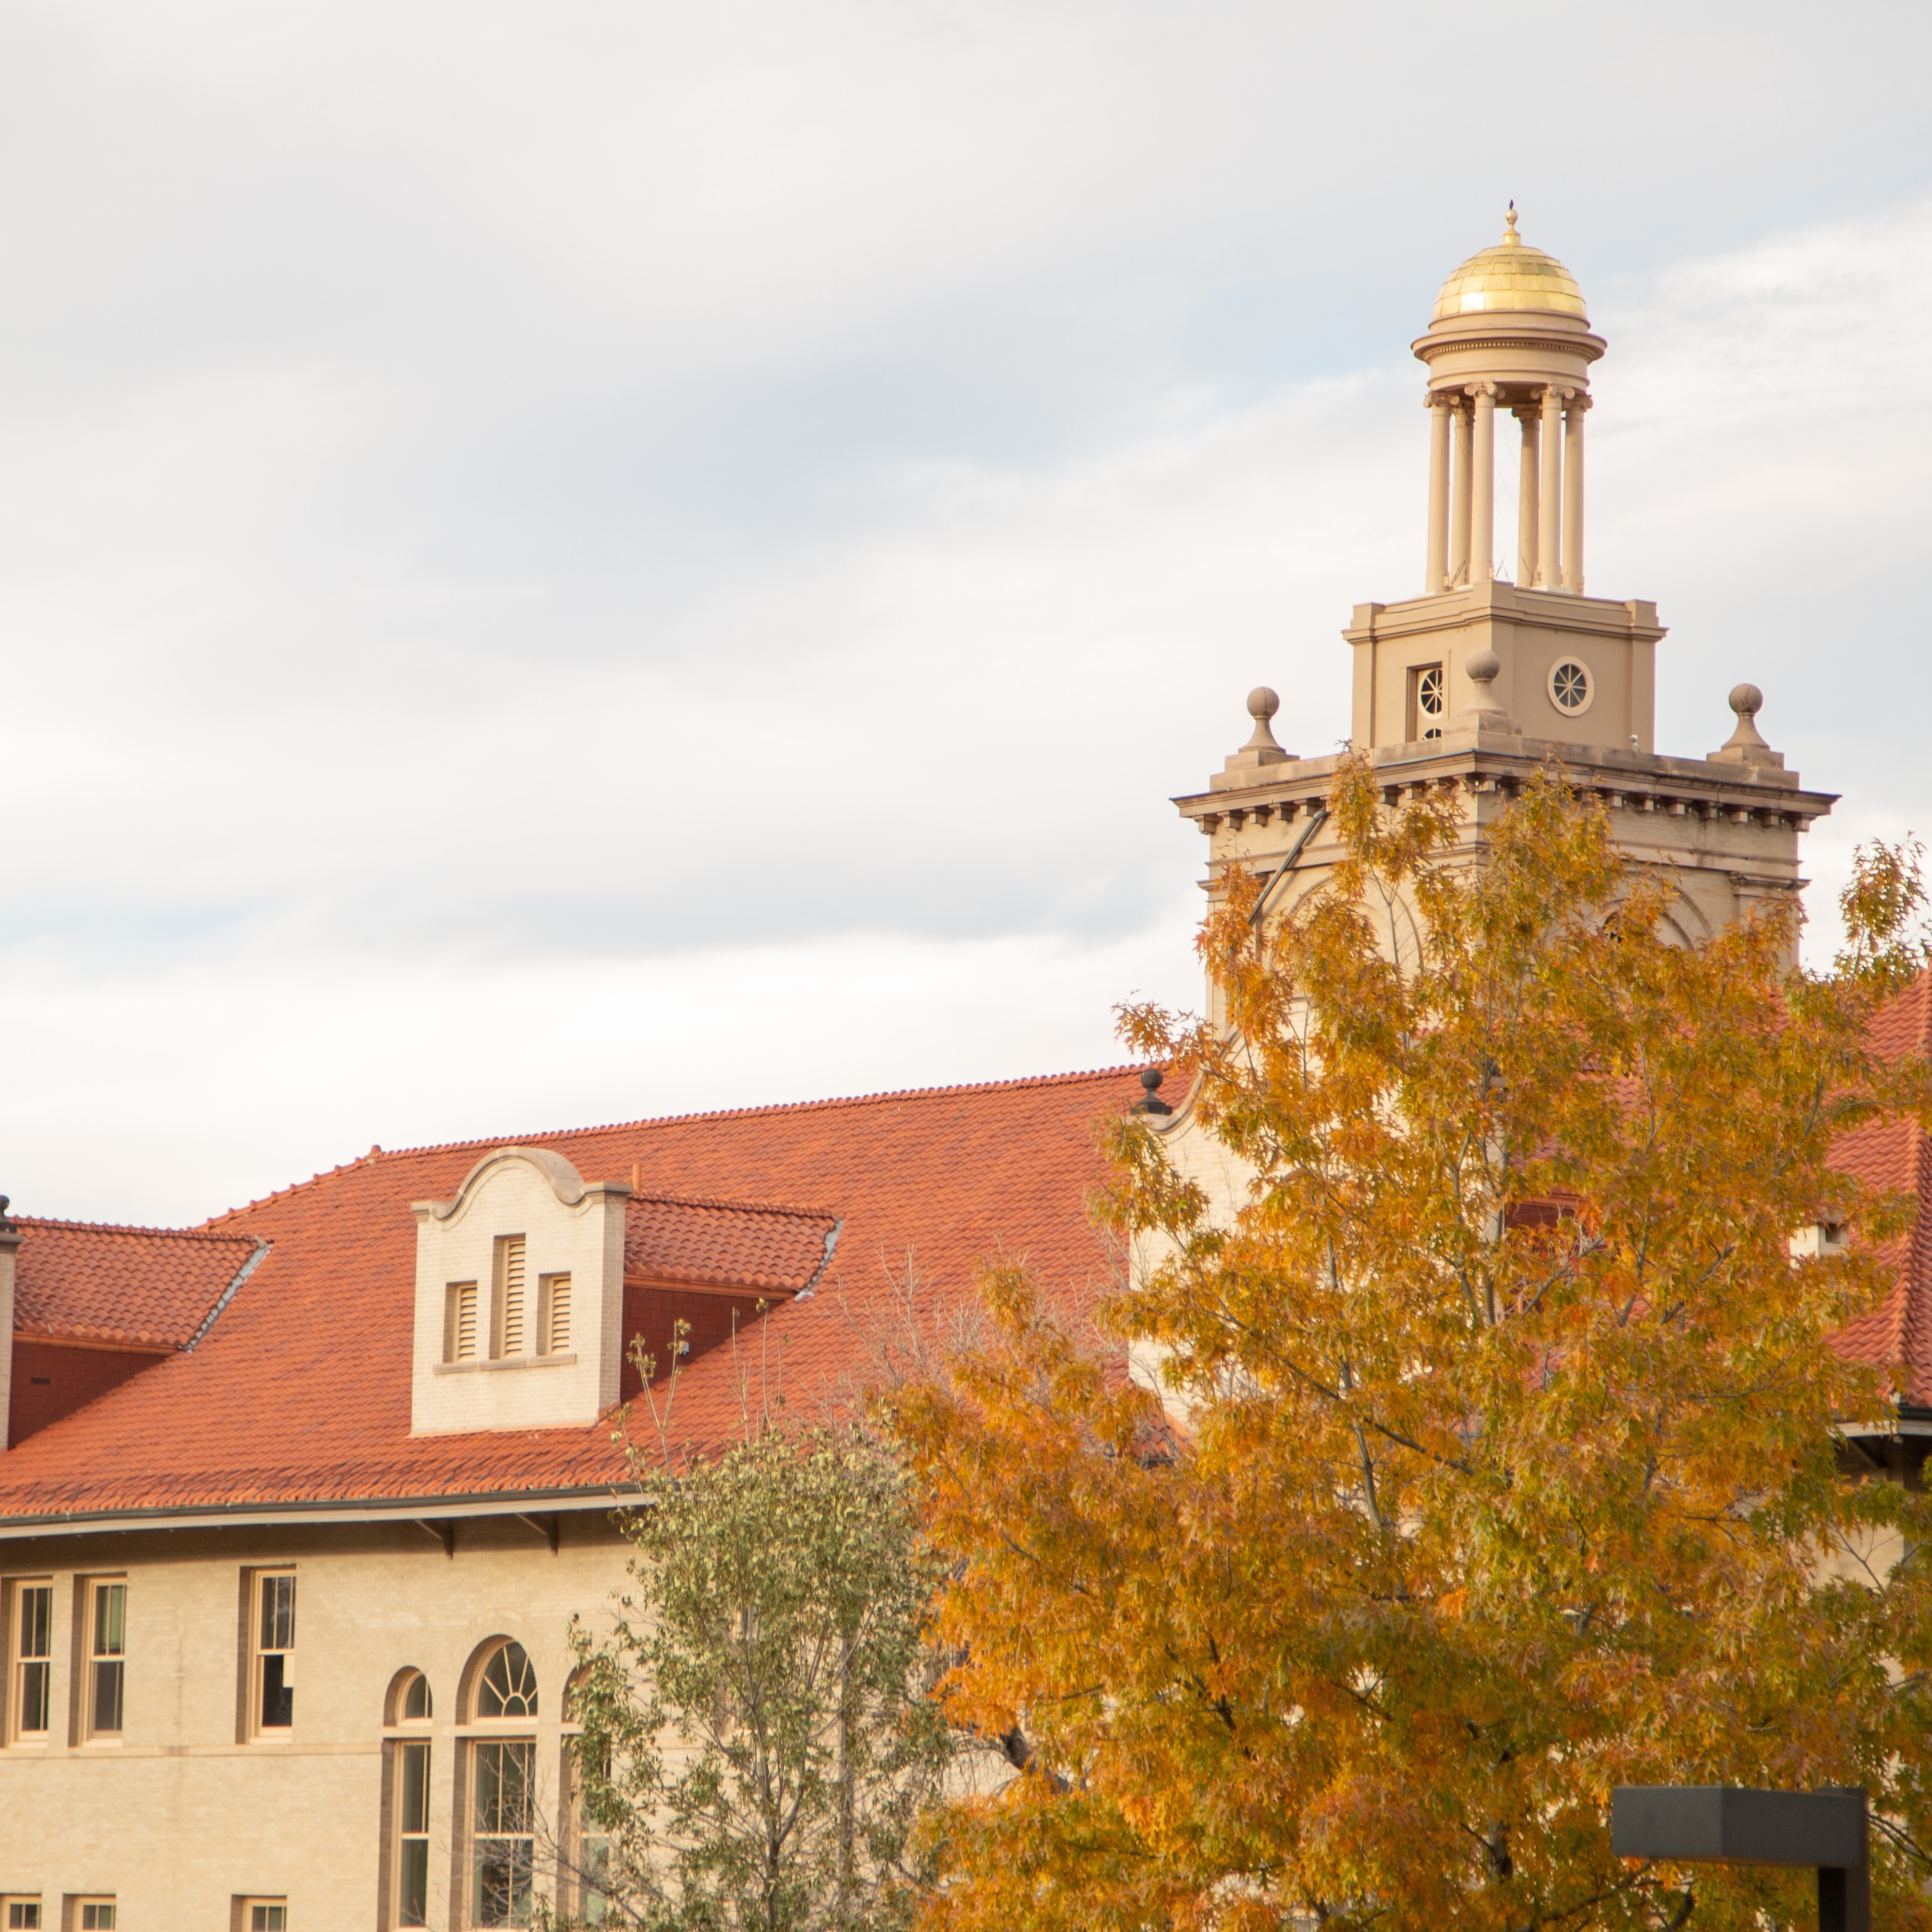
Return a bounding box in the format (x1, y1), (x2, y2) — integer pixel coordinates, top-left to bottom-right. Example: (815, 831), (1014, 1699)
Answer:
(1411, 206), (1606, 596)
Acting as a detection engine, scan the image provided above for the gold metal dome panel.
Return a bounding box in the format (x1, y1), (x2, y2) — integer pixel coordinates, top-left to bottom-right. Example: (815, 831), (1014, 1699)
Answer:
(1432, 208), (1587, 322)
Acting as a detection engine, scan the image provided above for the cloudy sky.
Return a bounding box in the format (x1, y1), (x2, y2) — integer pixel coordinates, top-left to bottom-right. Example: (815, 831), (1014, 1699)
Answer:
(3, 1), (1930, 1225)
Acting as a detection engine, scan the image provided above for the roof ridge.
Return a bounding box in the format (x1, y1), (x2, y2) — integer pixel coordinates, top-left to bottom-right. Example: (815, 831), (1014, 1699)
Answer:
(16, 1215), (259, 1246)
(629, 1191), (840, 1222)
(200, 1065), (1142, 1227)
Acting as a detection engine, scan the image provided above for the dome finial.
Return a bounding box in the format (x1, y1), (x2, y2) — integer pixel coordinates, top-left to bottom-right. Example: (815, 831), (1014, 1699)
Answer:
(1503, 200), (1519, 245)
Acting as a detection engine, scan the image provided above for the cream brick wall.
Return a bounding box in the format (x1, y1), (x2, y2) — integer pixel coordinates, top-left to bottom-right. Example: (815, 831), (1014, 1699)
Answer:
(411, 1149), (630, 1437)
(0, 1511), (634, 1930)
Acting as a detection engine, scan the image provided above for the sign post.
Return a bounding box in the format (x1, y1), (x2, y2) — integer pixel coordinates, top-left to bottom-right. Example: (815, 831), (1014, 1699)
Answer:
(1610, 1787), (1870, 1932)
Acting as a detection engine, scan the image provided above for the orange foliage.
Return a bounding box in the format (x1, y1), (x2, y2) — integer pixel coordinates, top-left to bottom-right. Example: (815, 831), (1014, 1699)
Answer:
(894, 763), (1932, 1932)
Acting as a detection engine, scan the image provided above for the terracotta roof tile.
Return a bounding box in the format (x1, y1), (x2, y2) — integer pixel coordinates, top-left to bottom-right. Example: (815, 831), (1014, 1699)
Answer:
(0, 1069), (1138, 1522)
(9, 1218), (262, 1352)
(624, 1194), (839, 1294)
(1831, 973), (1932, 1406)
(18, 964), (1932, 1530)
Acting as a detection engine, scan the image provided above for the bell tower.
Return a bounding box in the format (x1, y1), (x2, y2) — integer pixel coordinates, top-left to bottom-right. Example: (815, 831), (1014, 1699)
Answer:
(1172, 209), (1836, 1010)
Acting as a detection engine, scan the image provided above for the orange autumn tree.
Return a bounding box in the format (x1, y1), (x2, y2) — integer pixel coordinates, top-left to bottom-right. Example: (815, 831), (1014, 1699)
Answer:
(894, 761), (1932, 1932)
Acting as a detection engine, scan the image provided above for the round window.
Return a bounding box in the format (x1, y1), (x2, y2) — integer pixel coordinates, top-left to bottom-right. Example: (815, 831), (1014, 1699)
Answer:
(1548, 659), (1593, 716)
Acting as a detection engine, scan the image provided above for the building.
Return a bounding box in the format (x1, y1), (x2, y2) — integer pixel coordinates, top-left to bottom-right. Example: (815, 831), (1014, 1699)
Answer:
(1147, 207), (1848, 1283)
(2, 214), (1928, 1930)
(0, 1074), (1134, 1929)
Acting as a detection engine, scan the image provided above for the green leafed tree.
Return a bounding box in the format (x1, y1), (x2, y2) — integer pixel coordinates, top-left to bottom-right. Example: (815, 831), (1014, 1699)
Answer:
(552, 1422), (954, 1932)
(894, 762), (1932, 1932)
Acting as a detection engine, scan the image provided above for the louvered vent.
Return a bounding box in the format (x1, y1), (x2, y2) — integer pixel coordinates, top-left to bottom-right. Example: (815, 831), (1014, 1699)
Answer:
(497, 1235), (527, 1356)
(445, 1282), (478, 1362)
(543, 1273), (571, 1355)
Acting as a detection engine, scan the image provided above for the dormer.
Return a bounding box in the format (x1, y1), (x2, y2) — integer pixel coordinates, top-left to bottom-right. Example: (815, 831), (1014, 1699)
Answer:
(410, 1147), (631, 1436)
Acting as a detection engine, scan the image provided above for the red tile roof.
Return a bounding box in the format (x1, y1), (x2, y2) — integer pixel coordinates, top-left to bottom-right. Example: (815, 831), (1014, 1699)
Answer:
(1832, 973), (1932, 1408)
(624, 1194), (840, 1295)
(0, 1070), (1137, 1524)
(9, 1218), (262, 1352)
(9, 965), (1932, 1532)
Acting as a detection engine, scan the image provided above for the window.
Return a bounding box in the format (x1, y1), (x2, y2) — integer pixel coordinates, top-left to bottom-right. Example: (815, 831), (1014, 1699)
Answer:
(76, 1904), (116, 1930)
(539, 1273), (571, 1356)
(564, 1752), (614, 1925)
(253, 1572), (296, 1732)
(396, 1736), (431, 1928)
(477, 1641), (537, 1719)
(474, 1740), (535, 1927)
(2, 1901), (41, 1930)
(386, 1668), (434, 1930)
(493, 1236), (527, 1358)
(1548, 657), (1593, 715)
(7, 1580), (52, 1740)
(241, 1902), (287, 1931)
(85, 1580), (126, 1739)
(466, 1640), (540, 1928)
(445, 1281), (478, 1362)
(562, 1675), (612, 1925)
(1408, 662), (1445, 741)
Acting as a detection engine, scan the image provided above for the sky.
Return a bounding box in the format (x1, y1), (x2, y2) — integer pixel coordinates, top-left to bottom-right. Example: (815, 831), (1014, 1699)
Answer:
(3, 1), (1930, 1227)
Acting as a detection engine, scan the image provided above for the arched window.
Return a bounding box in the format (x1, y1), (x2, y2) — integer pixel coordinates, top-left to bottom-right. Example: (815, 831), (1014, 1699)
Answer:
(476, 1641), (538, 1719)
(381, 1670), (435, 1929)
(463, 1640), (540, 1927)
(386, 1666), (433, 1727)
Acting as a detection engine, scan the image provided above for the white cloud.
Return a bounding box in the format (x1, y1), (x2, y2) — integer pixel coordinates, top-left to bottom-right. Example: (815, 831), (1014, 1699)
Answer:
(1, 3), (1929, 1221)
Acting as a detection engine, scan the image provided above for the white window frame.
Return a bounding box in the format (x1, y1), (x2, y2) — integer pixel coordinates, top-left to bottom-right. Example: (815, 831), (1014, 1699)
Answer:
(1547, 656), (1594, 717)
(465, 1639), (541, 1930)
(470, 1736), (537, 1928)
(249, 1570), (298, 1737)
(82, 1577), (127, 1743)
(73, 1901), (118, 1931)
(238, 1900), (288, 1932)
(559, 1686), (613, 1926)
(6, 1577), (54, 1744)
(385, 1669), (434, 1931)
(1408, 661), (1446, 742)
(2, 1898), (44, 1930)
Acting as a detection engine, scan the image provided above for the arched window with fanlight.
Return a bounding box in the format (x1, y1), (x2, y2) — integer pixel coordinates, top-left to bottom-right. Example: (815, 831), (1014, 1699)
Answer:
(381, 1668), (435, 1930)
(463, 1639), (540, 1929)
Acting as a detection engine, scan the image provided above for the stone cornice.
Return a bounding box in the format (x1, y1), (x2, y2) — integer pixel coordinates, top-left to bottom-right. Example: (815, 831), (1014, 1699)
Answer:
(1175, 739), (1838, 835)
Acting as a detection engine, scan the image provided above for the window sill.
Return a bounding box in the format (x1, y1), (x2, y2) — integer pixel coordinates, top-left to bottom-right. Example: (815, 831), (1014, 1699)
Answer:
(434, 1352), (578, 1376)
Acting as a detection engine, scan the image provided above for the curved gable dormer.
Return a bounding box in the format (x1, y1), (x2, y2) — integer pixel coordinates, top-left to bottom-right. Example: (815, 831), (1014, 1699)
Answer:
(409, 1147), (631, 1437)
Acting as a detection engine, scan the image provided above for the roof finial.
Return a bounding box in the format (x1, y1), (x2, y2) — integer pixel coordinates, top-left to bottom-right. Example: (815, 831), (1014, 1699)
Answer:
(1503, 200), (1519, 245)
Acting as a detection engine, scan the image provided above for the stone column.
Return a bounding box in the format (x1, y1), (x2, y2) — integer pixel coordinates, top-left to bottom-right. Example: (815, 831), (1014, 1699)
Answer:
(1426, 396), (1451, 592)
(1562, 394), (1587, 594)
(1537, 385), (1564, 590)
(1516, 406), (1540, 587)
(1469, 384), (1495, 585)
(1450, 397), (1472, 588)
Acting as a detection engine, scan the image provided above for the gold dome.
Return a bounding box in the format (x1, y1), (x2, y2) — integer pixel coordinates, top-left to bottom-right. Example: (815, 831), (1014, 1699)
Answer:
(1432, 206), (1587, 322)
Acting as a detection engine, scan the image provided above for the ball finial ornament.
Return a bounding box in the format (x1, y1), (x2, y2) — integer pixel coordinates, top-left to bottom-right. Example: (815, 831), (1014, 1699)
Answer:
(1729, 683), (1764, 719)
(1248, 686), (1281, 723)
(1467, 648), (1501, 685)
